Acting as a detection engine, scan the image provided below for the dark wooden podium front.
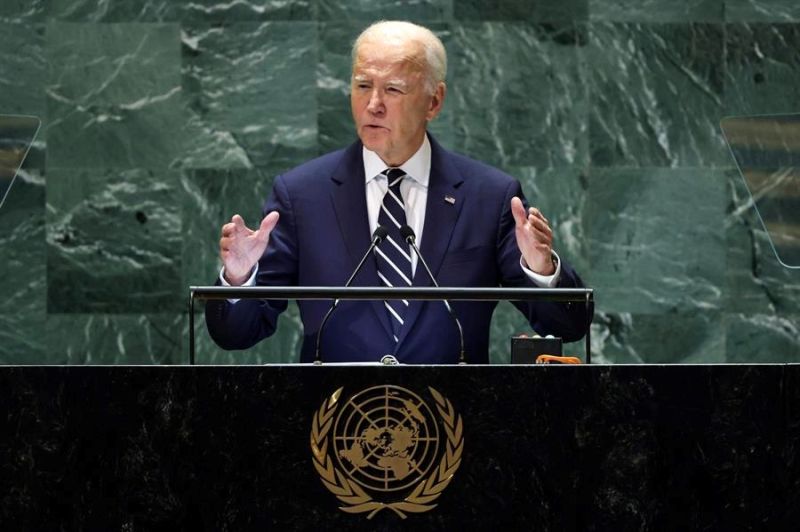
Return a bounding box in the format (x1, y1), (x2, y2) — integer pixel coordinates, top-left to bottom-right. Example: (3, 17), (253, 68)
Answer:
(1, 365), (798, 530)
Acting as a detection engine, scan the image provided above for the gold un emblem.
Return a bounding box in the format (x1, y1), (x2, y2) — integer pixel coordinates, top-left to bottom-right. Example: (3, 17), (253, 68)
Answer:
(310, 385), (464, 519)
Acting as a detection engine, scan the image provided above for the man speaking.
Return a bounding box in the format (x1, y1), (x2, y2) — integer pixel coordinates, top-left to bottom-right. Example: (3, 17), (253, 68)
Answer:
(205, 21), (591, 363)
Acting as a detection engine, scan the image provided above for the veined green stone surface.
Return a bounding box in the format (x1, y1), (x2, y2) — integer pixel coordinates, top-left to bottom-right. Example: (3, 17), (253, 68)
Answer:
(589, 0), (723, 22)
(1, 2), (799, 364)
(587, 23), (727, 167)
(181, 22), (318, 170)
(46, 168), (183, 313)
(45, 22), (183, 169)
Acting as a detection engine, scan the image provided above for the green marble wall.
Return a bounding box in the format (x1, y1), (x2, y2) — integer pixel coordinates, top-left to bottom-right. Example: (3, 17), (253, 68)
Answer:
(1, 0), (799, 365)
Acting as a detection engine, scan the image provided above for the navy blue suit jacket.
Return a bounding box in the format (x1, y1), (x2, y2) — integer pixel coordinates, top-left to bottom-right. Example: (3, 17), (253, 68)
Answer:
(205, 135), (591, 363)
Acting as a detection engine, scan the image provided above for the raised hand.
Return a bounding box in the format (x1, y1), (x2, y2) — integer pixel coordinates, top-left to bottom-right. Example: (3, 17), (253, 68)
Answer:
(510, 197), (555, 276)
(219, 212), (280, 285)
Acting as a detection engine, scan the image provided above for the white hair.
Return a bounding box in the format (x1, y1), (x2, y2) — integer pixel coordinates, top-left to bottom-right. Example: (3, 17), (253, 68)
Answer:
(352, 20), (447, 95)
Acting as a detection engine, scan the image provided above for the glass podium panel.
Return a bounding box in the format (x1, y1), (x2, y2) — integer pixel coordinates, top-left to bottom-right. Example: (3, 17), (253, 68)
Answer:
(0, 115), (41, 211)
(721, 114), (800, 269)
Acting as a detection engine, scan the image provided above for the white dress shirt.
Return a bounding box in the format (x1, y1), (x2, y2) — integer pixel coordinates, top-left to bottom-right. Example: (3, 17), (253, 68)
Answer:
(222, 135), (561, 290)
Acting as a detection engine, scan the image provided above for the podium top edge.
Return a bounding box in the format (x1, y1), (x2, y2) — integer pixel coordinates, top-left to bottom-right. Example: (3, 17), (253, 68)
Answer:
(188, 285), (594, 302)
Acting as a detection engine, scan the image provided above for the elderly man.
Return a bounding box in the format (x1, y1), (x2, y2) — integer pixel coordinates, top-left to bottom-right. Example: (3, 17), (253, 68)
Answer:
(205, 21), (591, 363)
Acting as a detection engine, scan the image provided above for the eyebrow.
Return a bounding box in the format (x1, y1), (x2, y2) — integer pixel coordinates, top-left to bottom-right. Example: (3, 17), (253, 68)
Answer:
(352, 75), (410, 90)
(386, 79), (409, 90)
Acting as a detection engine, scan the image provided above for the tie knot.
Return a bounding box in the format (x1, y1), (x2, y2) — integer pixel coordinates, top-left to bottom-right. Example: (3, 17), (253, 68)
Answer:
(383, 168), (406, 188)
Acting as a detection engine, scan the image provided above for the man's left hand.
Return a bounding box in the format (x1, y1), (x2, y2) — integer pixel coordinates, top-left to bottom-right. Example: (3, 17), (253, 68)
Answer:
(511, 196), (555, 276)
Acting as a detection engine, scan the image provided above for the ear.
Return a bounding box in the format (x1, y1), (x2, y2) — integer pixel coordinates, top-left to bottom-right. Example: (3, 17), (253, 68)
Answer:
(426, 82), (446, 121)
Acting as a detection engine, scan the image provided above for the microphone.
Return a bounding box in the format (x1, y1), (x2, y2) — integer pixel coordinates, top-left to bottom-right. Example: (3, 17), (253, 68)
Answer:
(314, 226), (388, 364)
(399, 225), (466, 365)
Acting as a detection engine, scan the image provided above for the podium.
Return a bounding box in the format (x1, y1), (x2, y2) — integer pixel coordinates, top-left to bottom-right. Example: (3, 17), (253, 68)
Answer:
(1, 364), (797, 530)
(190, 285), (596, 364)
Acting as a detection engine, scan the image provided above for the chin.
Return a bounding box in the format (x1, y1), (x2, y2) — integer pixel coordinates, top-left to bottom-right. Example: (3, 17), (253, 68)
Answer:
(360, 137), (387, 154)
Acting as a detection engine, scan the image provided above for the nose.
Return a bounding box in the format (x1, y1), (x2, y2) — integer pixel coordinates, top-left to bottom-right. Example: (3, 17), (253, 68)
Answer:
(366, 89), (384, 116)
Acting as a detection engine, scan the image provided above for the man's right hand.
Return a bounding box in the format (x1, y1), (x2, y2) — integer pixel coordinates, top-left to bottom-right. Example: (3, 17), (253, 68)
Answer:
(219, 212), (280, 286)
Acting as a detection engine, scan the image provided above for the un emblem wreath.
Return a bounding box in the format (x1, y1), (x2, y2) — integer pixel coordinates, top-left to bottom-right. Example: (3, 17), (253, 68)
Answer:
(310, 385), (464, 519)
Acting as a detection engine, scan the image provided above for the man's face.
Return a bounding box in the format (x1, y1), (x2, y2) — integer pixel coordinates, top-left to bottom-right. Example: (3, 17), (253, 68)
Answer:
(351, 39), (445, 167)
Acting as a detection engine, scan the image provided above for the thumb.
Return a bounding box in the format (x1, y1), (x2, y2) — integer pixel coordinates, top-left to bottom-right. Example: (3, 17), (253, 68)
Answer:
(510, 197), (527, 227)
(256, 211), (280, 242)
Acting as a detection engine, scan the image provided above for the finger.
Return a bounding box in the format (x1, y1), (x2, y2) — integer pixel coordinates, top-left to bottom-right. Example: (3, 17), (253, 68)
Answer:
(527, 215), (553, 240)
(510, 197), (527, 227)
(221, 222), (237, 237)
(527, 206), (549, 225)
(256, 211), (280, 243)
(231, 214), (246, 230)
(527, 225), (553, 247)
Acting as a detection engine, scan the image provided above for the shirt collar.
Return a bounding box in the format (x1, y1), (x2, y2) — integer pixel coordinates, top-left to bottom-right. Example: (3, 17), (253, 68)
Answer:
(363, 134), (431, 187)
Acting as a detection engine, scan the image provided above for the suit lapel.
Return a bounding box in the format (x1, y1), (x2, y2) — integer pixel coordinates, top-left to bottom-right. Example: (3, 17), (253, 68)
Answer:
(396, 135), (465, 348)
(329, 141), (394, 339)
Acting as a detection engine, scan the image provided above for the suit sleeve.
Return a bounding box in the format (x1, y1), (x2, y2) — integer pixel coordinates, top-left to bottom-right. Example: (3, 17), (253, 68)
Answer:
(204, 174), (299, 350)
(496, 179), (593, 343)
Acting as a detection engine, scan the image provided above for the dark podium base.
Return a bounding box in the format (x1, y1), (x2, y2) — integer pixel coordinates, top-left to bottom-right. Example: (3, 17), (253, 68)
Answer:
(1, 365), (798, 530)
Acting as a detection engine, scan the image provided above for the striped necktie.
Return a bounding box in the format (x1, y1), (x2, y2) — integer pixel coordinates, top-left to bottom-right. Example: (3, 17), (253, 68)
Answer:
(375, 168), (413, 343)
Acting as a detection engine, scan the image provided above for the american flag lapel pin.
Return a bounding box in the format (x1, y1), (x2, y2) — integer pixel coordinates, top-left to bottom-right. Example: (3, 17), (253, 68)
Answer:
(444, 195), (456, 205)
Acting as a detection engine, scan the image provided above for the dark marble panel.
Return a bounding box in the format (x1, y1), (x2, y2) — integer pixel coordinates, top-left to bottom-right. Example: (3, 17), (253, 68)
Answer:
(725, 313), (800, 362)
(724, 170), (800, 315)
(578, 365), (786, 529)
(696, 365), (788, 530)
(589, 0), (723, 22)
(724, 23), (800, 116)
(454, 0), (588, 22)
(588, 23), (726, 167)
(0, 366), (791, 529)
(785, 366), (800, 524)
(181, 22), (317, 170)
(318, 0), (451, 21)
(726, 0), (800, 22)
(585, 167), (727, 314)
(449, 22), (588, 169)
(45, 22), (183, 169)
(46, 168), (183, 313)
(0, 0), (46, 23)
(591, 310), (725, 363)
(317, 22), (454, 156)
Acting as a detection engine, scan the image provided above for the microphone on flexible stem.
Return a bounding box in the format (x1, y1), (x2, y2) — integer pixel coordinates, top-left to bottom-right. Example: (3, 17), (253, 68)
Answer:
(399, 225), (466, 365)
(314, 226), (389, 364)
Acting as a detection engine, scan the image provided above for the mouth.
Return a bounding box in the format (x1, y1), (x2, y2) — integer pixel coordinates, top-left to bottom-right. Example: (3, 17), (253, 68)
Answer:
(364, 124), (388, 131)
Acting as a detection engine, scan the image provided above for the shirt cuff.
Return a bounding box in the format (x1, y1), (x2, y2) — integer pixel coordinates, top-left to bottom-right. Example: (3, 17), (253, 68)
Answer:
(520, 250), (561, 288)
(219, 265), (258, 303)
